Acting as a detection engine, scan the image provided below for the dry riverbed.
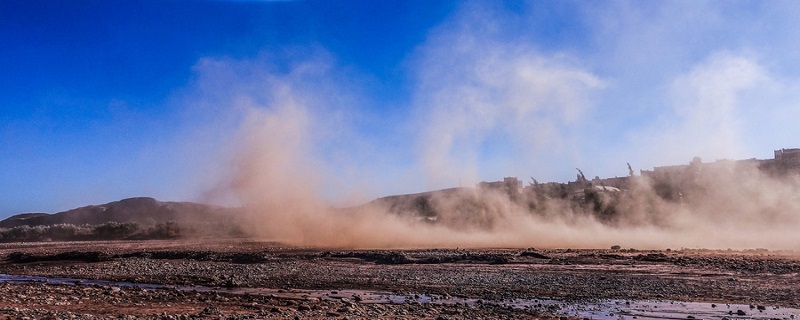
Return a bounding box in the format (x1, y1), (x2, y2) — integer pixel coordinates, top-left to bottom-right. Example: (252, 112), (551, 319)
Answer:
(0, 239), (799, 319)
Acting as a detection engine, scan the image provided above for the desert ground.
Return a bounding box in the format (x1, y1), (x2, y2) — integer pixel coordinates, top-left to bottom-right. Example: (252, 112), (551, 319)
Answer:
(1, 239), (799, 319)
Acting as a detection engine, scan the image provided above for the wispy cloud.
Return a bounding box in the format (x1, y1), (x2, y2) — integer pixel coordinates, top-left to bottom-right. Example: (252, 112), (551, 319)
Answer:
(410, 4), (604, 187)
(633, 52), (769, 164)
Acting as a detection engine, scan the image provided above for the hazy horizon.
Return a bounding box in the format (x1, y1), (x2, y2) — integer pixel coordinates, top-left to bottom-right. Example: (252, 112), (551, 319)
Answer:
(0, 148), (791, 216)
(3, 1), (800, 221)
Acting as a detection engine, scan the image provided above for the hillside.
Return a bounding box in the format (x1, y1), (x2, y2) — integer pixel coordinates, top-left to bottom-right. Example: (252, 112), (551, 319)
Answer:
(0, 197), (241, 229)
(369, 187), (468, 219)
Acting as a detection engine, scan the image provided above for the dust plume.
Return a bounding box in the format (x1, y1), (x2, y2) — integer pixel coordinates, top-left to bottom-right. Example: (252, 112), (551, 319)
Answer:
(212, 53), (800, 250)
(409, 4), (604, 187)
(201, 5), (800, 250)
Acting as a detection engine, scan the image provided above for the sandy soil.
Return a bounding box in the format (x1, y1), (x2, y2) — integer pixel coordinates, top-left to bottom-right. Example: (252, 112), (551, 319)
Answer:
(0, 239), (799, 319)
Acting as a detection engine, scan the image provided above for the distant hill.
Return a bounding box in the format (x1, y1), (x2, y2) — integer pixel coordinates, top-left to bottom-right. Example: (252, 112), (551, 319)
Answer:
(370, 187), (468, 219)
(0, 197), (242, 229)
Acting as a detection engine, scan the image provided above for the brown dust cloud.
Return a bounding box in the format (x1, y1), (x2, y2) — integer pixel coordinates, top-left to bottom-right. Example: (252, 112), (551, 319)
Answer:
(193, 7), (800, 250)
(207, 86), (800, 251)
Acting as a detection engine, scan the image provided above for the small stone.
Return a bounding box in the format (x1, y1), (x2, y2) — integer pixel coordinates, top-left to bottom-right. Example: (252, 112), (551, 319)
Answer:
(338, 307), (352, 313)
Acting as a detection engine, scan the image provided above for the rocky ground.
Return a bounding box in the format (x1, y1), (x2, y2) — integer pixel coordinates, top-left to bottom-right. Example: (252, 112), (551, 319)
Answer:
(0, 239), (799, 319)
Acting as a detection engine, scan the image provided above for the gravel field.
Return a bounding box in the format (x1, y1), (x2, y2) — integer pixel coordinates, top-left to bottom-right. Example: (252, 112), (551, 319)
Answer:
(1, 239), (799, 319)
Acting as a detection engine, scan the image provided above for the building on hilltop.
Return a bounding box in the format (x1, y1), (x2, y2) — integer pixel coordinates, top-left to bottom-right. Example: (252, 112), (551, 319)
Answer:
(775, 148), (800, 163)
(759, 148), (800, 175)
(477, 177), (523, 199)
(479, 147), (799, 204)
(637, 147), (800, 201)
(591, 176), (629, 190)
(641, 148), (800, 179)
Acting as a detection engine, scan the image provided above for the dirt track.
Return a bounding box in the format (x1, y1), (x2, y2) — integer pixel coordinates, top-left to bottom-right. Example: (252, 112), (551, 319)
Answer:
(1, 239), (799, 319)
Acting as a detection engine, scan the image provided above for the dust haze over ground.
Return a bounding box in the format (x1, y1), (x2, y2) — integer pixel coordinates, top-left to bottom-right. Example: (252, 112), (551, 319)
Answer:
(196, 4), (800, 250)
(209, 60), (800, 250)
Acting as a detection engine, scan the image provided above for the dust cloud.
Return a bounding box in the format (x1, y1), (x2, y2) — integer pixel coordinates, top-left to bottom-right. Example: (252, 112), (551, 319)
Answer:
(219, 87), (800, 250)
(203, 6), (800, 251)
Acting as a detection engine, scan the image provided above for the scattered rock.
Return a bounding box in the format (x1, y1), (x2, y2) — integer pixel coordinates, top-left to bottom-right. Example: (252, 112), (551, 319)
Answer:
(519, 250), (550, 259)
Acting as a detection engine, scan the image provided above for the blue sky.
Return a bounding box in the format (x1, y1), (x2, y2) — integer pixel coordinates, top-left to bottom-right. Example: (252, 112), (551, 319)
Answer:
(2, 0), (800, 216)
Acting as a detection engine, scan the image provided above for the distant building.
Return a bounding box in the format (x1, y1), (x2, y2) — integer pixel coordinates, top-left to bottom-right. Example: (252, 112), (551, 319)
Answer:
(636, 147), (800, 201)
(478, 177), (523, 197)
(484, 147), (800, 203)
(591, 176), (629, 190)
(775, 148), (800, 163)
(759, 148), (800, 175)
